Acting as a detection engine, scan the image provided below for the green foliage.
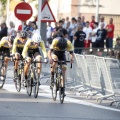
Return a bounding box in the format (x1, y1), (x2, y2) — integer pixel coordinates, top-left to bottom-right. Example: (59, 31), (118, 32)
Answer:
(0, 0), (7, 7)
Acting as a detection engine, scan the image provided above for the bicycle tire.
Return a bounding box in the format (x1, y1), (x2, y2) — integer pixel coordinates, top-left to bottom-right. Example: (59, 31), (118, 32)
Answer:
(26, 70), (32, 96)
(52, 72), (58, 101)
(59, 74), (65, 104)
(14, 68), (21, 92)
(33, 68), (39, 98)
(0, 64), (6, 89)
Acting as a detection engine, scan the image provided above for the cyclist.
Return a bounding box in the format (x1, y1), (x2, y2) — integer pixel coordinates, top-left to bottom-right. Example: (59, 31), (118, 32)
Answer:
(22, 33), (47, 85)
(0, 36), (13, 79)
(12, 31), (28, 79)
(48, 31), (74, 94)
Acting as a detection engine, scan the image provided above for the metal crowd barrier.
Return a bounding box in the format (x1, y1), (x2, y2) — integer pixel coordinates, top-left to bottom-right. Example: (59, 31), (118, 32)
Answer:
(68, 53), (120, 107)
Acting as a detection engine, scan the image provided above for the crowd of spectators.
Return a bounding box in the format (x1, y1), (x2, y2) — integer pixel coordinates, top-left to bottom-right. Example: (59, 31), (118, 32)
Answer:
(47, 16), (116, 56)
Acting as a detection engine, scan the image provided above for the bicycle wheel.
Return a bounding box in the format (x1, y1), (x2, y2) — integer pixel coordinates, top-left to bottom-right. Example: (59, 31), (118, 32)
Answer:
(26, 70), (32, 96)
(33, 68), (39, 98)
(14, 69), (21, 92)
(52, 73), (58, 101)
(59, 74), (65, 104)
(0, 65), (6, 89)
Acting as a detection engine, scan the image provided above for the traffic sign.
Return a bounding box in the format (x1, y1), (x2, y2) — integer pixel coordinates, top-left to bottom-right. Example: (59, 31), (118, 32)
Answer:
(36, 1), (56, 22)
(14, 2), (33, 21)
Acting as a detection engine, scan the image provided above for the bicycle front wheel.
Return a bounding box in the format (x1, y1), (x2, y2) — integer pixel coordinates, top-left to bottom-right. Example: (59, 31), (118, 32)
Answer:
(52, 73), (58, 101)
(26, 71), (32, 96)
(14, 69), (21, 92)
(0, 65), (6, 89)
(33, 69), (39, 98)
(59, 75), (65, 104)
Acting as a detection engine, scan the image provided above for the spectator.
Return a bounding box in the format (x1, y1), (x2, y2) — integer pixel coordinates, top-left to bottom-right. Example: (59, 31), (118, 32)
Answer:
(81, 16), (86, 27)
(98, 16), (107, 28)
(53, 20), (68, 39)
(96, 23), (107, 52)
(31, 21), (40, 35)
(46, 22), (54, 45)
(90, 16), (95, 29)
(68, 17), (77, 43)
(17, 21), (28, 32)
(114, 38), (120, 60)
(83, 21), (92, 49)
(74, 25), (86, 54)
(63, 17), (70, 31)
(77, 17), (81, 26)
(106, 18), (115, 52)
(8, 21), (15, 37)
(0, 22), (8, 40)
(91, 22), (99, 50)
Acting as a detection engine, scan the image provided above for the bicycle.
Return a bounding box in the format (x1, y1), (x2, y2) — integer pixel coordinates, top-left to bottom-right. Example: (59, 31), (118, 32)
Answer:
(13, 57), (25, 92)
(0, 51), (8, 88)
(51, 60), (72, 103)
(28, 56), (45, 98)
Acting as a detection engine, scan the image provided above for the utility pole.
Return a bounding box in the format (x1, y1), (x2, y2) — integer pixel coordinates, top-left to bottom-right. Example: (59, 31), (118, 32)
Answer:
(96, 0), (99, 22)
(38, 0), (46, 45)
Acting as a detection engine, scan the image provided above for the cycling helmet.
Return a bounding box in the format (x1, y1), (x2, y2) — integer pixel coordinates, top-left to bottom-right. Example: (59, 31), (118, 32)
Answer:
(20, 31), (27, 38)
(32, 33), (41, 43)
(57, 38), (67, 50)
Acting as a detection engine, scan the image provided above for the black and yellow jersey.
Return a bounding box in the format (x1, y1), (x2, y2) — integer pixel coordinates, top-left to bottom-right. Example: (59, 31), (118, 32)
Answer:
(0, 37), (10, 48)
(12, 37), (28, 54)
(22, 39), (47, 58)
(50, 37), (74, 52)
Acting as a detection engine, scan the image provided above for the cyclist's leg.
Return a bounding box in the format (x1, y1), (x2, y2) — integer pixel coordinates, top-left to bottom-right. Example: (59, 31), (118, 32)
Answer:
(34, 53), (42, 76)
(50, 54), (58, 85)
(14, 53), (20, 72)
(24, 57), (31, 80)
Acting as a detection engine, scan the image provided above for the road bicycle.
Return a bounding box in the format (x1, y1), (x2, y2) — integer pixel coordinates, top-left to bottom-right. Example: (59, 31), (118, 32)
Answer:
(51, 60), (72, 103)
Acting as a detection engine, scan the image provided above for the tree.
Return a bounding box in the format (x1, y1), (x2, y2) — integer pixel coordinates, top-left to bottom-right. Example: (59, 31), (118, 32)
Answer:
(0, 0), (7, 16)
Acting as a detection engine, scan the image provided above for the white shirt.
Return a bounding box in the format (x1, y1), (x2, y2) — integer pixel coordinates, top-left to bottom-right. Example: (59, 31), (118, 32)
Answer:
(83, 27), (92, 40)
(69, 23), (77, 36)
(47, 26), (53, 38)
(32, 29), (40, 35)
(8, 28), (15, 36)
(92, 27), (99, 42)
(98, 22), (107, 29)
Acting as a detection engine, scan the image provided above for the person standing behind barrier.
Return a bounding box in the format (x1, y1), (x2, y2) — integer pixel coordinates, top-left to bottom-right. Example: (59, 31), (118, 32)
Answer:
(74, 25), (86, 54)
(98, 16), (107, 29)
(68, 17), (77, 43)
(91, 22), (99, 52)
(90, 16), (96, 30)
(83, 21), (92, 53)
(106, 18), (115, 53)
(0, 22), (8, 40)
(96, 23), (107, 52)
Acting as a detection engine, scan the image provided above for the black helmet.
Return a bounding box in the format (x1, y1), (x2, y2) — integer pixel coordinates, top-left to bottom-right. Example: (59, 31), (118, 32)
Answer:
(20, 31), (27, 38)
(57, 38), (67, 50)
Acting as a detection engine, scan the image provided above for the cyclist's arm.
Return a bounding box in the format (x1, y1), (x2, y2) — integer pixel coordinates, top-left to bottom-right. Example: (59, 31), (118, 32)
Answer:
(67, 40), (74, 60)
(22, 41), (30, 58)
(40, 41), (47, 58)
(12, 38), (18, 55)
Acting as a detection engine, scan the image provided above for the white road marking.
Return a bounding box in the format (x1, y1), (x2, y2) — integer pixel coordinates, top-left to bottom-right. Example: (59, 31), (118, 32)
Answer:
(17, 9), (31, 14)
(3, 84), (120, 112)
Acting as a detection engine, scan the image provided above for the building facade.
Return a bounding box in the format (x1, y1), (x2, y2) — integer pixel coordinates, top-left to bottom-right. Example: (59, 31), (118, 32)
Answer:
(49, 0), (120, 37)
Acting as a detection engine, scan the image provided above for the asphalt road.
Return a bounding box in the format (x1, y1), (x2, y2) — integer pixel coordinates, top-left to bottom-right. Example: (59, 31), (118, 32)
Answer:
(0, 62), (120, 120)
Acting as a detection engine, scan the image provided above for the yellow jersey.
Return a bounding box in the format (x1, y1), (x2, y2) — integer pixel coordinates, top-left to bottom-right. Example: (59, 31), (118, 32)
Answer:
(12, 37), (28, 54)
(22, 39), (47, 58)
(0, 37), (10, 48)
(50, 38), (74, 52)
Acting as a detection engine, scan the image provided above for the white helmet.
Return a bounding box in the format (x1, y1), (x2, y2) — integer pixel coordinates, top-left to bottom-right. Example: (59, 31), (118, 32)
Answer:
(32, 33), (42, 43)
